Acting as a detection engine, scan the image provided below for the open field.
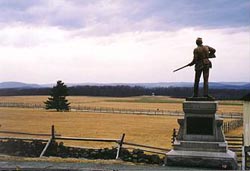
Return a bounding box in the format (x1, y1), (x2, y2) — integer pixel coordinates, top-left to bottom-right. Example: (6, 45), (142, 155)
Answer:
(0, 107), (242, 149)
(0, 107), (181, 149)
(0, 96), (243, 114)
(0, 96), (243, 150)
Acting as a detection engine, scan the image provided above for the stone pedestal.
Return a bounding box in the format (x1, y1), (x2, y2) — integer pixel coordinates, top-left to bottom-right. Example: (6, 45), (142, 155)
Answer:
(166, 100), (238, 170)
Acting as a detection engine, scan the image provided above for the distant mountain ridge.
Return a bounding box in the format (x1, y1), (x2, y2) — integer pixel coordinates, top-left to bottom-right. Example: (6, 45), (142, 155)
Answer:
(0, 81), (249, 90)
(0, 82), (41, 89)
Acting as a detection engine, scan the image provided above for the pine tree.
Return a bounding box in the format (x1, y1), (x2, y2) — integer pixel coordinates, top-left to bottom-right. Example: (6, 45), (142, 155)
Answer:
(44, 80), (70, 111)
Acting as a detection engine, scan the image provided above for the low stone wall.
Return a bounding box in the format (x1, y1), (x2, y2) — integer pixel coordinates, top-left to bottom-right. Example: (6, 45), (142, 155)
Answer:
(0, 139), (164, 165)
(0, 139), (44, 157)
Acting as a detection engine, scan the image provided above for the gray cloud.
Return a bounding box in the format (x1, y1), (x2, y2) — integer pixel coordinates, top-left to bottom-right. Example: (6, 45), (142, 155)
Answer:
(0, 0), (249, 35)
(0, 0), (44, 10)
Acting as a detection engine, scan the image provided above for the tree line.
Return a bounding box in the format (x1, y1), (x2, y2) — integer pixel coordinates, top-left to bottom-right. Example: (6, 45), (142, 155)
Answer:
(0, 85), (249, 100)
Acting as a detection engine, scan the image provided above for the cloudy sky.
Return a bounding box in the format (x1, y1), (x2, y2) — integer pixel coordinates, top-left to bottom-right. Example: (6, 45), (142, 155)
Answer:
(0, 0), (249, 84)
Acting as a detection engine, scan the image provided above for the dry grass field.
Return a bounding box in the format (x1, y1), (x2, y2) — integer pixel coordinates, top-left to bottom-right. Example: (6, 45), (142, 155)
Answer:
(0, 96), (243, 150)
(0, 95), (243, 114)
(0, 107), (180, 149)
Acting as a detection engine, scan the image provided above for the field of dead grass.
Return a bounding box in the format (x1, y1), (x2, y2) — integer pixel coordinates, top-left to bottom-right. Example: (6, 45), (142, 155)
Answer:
(0, 107), (181, 149)
(0, 96), (243, 114)
(0, 96), (243, 150)
(225, 126), (243, 136)
(0, 108), (242, 149)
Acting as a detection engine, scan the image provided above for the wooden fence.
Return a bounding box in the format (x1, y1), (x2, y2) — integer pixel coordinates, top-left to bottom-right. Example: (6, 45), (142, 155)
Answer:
(0, 102), (43, 108)
(244, 146), (250, 170)
(0, 124), (247, 168)
(222, 119), (243, 133)
(224, 136), (250, 170)
(226, 135), (243, 166)
(0, 125), (169, 159)
(0, 130), (61, 137)
(0, 102), (243, 119)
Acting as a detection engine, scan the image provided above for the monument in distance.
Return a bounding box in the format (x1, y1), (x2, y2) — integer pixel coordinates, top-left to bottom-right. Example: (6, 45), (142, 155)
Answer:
(166, 38), (238, 170)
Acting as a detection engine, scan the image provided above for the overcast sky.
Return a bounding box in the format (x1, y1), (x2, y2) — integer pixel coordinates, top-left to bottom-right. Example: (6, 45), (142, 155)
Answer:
(0, 0), (249, 84)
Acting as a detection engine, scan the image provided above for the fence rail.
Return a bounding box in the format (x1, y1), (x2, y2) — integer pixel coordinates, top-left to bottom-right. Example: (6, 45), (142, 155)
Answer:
(0, 130), (61, 137)
(0, 102), (243, 119)
(225, 135), (245, 170)
(123, 142), (170, 152)
(0, 136), (48, 142)
(56, 136), (119, 143)
(0, 124), (246, 167)
(0, 102), (44, 108)
(222, 119), (243, 133)
(0, 125), (169, 159)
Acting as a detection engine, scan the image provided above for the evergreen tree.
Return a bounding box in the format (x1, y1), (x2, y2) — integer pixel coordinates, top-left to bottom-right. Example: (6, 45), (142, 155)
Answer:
(44, 80), (70, 111)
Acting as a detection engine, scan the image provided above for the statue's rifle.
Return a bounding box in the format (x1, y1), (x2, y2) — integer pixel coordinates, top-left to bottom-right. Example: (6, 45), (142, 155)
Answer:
(173, 64), (190, 72)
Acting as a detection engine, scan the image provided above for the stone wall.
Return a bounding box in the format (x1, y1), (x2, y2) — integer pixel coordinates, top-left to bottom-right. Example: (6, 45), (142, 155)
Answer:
(0, 139), (164, 165)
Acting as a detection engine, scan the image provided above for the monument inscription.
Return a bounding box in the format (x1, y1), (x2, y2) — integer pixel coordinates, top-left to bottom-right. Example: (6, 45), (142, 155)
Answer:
(186, 117), (213, 135)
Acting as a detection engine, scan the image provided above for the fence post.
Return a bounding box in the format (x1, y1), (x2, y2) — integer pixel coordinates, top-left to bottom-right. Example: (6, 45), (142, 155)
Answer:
(242, 134), (245, 170)
(227, 122), (229, 133)
(226, 122), (228, 133)
(223, 122), (226, 133)
(245, 146), (250, 170)
(116, 133), (125, 160)
(171, 129), (177, 145)
(40, 125), (55, 158)
(51, 125), (55, 139)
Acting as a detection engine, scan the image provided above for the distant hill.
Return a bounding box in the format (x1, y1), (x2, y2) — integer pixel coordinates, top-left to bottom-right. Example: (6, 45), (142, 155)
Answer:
(208, 82), (250, 89)
(0, 82), (249, 99)
(121, 82), (250, 89)
(0, 81), (249, 90)
(0, 82), (41, 89)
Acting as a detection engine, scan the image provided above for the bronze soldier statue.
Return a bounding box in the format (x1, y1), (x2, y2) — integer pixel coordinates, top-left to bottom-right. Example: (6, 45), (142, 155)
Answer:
(188, 38), (216, 98)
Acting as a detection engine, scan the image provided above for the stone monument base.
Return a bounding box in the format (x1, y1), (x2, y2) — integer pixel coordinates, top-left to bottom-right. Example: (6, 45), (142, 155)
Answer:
(166, 149), (238, 170)
(165, 100), (238, 170)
